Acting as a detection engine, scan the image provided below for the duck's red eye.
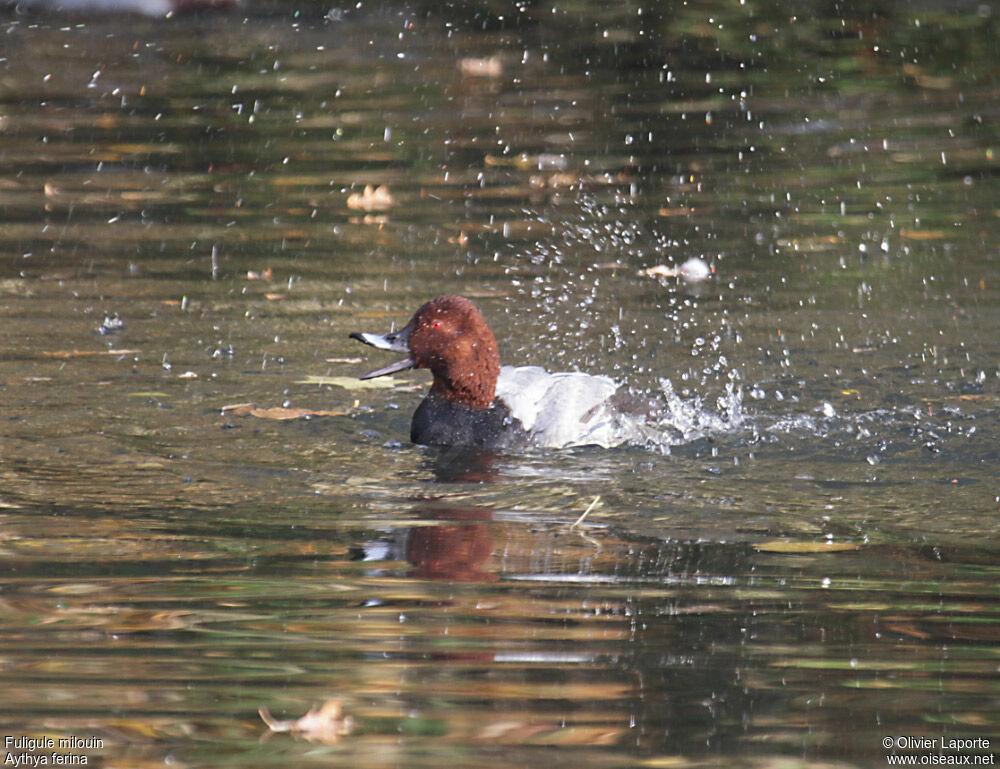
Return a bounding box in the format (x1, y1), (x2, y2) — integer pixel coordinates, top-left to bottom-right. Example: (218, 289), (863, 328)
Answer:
(432, 320), (443, 329)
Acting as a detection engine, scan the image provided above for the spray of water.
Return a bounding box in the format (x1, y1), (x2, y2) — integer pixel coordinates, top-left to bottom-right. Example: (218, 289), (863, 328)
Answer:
(503, 193), (744, 451)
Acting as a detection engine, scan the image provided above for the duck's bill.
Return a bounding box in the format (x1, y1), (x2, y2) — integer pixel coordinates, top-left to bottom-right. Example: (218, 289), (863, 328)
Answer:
(349, 326), (415, 380)
(357, 356), (415, 380)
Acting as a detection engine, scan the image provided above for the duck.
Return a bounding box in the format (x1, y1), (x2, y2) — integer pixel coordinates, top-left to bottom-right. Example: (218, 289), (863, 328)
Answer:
(350, 295), (650, 449)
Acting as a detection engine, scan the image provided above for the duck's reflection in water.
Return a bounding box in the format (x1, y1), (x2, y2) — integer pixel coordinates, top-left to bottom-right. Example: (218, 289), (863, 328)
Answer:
(353, 447), (504, 582)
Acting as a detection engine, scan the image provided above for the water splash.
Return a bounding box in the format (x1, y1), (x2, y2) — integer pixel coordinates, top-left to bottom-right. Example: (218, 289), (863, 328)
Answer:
(500, 192), (748, 453)
(606, 379), (747, 454)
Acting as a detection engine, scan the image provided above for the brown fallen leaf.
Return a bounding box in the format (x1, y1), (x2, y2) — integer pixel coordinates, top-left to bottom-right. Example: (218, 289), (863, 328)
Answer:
(259, 699), (354, 745)
(221, 403), (347, 420)
(0, 278), (31, 296)
(529, 172), (580, 189)
(880, 621), (934, 641)
(754, 540), (860, 554)
(776, 235), (842, 252)
(484, 153), (532, 169)
(42, 349), (140, 359)
(458, 56), (503, 78)
(639, 258), (712, 282)
(902, 63), (954, 90)
(921, 394), (999, 404)
(639, 757), (694, 768)
(485, 152), (567, 171)
(640, 265), (679, 278)
(899, 229), (947, 241)
(220, 402), (256, 415)
(251, 406), (346, 420)
(346, 184), (394, 212)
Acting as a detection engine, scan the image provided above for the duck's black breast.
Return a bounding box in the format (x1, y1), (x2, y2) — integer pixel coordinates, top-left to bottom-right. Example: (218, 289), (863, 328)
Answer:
(410, 393), (531, 449)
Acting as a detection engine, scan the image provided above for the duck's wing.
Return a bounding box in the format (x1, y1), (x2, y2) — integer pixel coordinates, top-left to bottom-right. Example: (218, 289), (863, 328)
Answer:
(497, 366), (622, 448)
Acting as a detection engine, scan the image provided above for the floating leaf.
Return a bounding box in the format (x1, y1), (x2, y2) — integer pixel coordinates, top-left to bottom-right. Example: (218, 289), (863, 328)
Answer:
(42, 349), (139, 358)
(754, 540), (860, 553)
(221, 403), (347, 420)
(458, 56), (503, 78)
(899, 229), (947, 241)
(0, 278), (31, 296)
(485, 153), (532, 169)
(921, 394), (998, 404)
(529, 172), (580, 189)
(642, 264), (679, 278)
(220, 402), (255, 415)
(346, 184), (394, 212)
(638, 758), (689, 768)
(260, 699), (354, 745)
(776, 235), (842, 252)
(639, 258), (712, 282)
(483, 151), (568, 171)
(902, 63), (954, 90)
(880, 622), (934, 640)
(350, 213), (389, 226)
(296, 375), (398, 390)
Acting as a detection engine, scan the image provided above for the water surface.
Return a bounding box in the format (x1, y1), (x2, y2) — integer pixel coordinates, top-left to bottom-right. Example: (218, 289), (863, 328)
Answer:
(1, 3), (998, 768)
